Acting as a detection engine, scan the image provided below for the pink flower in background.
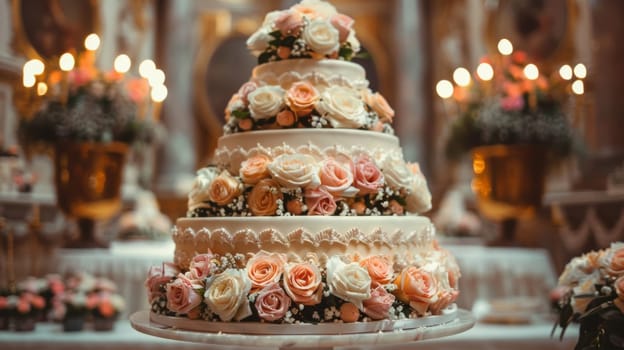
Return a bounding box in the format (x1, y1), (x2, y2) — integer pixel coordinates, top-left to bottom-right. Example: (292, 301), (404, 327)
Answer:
(255, 282), (291, 321)
(68, 67), (96, 87)
(125, 78), (150, 104)
(305, 187), (337, 215)
(500, 95), (525, 111)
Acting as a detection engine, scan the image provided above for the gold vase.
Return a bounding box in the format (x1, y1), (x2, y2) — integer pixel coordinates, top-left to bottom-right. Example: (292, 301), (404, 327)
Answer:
(54, 142), (128, 248)
(471, 144), (547, 222)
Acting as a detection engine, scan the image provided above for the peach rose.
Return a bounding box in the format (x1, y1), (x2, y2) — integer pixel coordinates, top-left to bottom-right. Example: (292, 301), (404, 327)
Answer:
(353, 156), (384, 195)
(165, 274), (202, 314)
(305, 187), (337, 215)
(247, 179), (283, 216)
(364, 91), (395, 123)
(237, 82), (257, 106)
(274, 10), (303, 36)
(319, 158), (356, 196)
(394, 266), (439, 316)
(240, 154), (272, 185)
(429, 290), (455, 315)
(606, 244), (624, 276)
(293, 0), (338, 19)
(330, 14), (354, 42)
(204, 269), (252, 321)
(363, 285), (395, 320)
(359, 256), (393, 286)
(186, 253), (215, 282)
(286, 81), (320, 116)
(208, 170), (241, 205)
(326, 256), (371, 309)
(286, 198), (305, 215)
(283, 262), (323, 305)
(246, 252), (286, 291)
(255, 282), (291, 322)
(276, 109), (297, 127)
(145, 262), (180, 303)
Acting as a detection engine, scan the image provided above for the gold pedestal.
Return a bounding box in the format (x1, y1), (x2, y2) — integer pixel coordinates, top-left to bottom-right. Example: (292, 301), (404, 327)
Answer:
(54, 142), (128, 248)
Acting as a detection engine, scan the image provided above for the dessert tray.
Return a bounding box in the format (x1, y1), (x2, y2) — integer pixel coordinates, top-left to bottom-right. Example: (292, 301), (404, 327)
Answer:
(130, 307), (475, 349)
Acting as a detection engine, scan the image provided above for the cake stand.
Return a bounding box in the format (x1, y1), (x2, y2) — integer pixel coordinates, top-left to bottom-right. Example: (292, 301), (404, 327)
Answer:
(130, 309), (475, 349)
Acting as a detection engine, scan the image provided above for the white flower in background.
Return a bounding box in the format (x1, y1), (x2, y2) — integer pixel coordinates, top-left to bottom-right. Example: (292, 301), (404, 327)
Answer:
(316, 86), (367, 128)
(248, 86), (286, 120)
(302, 19), (339, 56)
(188, 167), (219, 210)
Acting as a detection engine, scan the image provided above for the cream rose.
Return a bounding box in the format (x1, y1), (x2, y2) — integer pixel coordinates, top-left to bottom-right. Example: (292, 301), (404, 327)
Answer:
(247, 179), (283, 216)
(268, 153), (320, 189)
(283, 262), (323, 305)
(363, 285), (395, 320)
(204, 269), (252, 322)
(208, 170), (241, 206)
(165, 274), (203, 314)
(188, 167), (220, 210)
(246, 252), (286, 291)
(286, 81), (320, 116)
(316, 86), (367, 128)
(145, 262), (180, 303)
(302, 19), (340, 56)
(326, 256), (371, 309)
(382, 158), (413, 191)
(405, 162), (432, 214)
(359, 256), (393, 286)
(240, 154), (272, 185)
(319, 158), (357, 197)
(346, 30), (361, 53)
(394, 266), (439, 316)
(305, 187), (337, 215)
(247, 29), (272, 55)
(364, 91), (395, 123)
(248, 86), (286, 120)
(254, 282), (291, 322)
(353, 155), (384, 195)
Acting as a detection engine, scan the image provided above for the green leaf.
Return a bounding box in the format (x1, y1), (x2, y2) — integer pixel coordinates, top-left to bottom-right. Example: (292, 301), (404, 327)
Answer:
(232, 110), (250, 119)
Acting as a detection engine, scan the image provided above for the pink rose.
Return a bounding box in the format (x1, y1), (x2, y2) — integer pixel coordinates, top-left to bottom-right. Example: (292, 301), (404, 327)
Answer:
(429, 290), (455, 315)
(274, 10), (304, 36)
(283, 263), (323, 305)
(145, 262), (180, 302)
(360, 256), (393, 286)
(319, 158), (354, 196)
(353, 156), (384, 195)
(607, 246), (624, 276)
(364, 92), (395, 123)
(254, 282), (291, 322)
(276, 110), (297, 127)
(187, 253), (215, 281)
(363, 285), (395, 320)
(285, 81), (320, 116)
(238, 81), (258, 105)
(246, 252), (285, 291)
(393, 266), (439, 316)
(165, 274), (202, 314)
(240, 154), (272, 185)
(330, 14), (354, 42)
(68, 67), (95, 87)
(305, 187), (337, 215)
(247, 179), (283, 216)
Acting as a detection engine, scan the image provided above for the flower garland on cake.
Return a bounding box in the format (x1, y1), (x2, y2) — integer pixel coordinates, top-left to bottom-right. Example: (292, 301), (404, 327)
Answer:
(146, 245), (460, 324)
(187, 151), (431, 217)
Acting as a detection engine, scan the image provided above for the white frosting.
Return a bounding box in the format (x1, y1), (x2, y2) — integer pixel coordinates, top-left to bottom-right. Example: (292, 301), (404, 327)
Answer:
(173, 216), (435, 269)
(252, 59), (368, 90)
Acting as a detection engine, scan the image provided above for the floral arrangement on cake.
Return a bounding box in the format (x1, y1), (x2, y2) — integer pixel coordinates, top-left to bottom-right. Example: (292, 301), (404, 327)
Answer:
(438, 38), (583, 160)
(146, 244), (460, 324)
(17, 33), (167, 153)
(187, 150), (431, 217)
(223, 80), (395, 135)
(553, 242), (624, 349)
(247, 0), (360, 64)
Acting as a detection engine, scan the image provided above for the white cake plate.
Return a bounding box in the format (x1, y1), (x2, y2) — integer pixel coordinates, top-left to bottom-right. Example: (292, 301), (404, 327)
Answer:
(130, 309), (475, 349)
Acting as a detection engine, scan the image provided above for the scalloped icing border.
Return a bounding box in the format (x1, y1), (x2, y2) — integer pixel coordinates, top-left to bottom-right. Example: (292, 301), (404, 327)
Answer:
(253, 69), (369, 91)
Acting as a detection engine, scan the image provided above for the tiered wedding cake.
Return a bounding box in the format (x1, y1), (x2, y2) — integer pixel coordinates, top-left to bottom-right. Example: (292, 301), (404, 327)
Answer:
(146, 0), (460, 332)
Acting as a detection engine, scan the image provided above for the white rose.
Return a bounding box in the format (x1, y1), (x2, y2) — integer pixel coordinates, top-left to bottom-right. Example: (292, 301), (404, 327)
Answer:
(316, 86), (367, 128)
(382, 158), (413, 191)
(302, 19), (339, 55)
(204, 269), (252, 322)
(247, 28), (272, 55)
(405, 163), (432, 213)
(248, 86), (285, 120)
(268, 153), (320, 189)
(326, 256), (371, 310)
(188, 167), (219, 210)
(346, 30), (361, 53)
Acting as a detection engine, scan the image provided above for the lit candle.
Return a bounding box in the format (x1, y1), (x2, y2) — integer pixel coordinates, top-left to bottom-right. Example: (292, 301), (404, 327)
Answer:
(559, 64), (573, 80)
(497, 38), (513, 56)
(574, 63), (587, 79)
(36, 82), (48, 96)
(572, 79), (585, 126)
(22, 74), (36, 88)
(436, 79), (455, 118)
(476, 62), (494, 81)
(524, 63), (539, 110)
(453, 67), (471, 87)
(572, 80), (584, 95)
(150, 84), (168, 121)
(84, 33), (101, 51)
(59, 52), (75, 71)
(113, 54), (131, 74)
(139, 59), (156, 78)
(147, 69), (166, 87)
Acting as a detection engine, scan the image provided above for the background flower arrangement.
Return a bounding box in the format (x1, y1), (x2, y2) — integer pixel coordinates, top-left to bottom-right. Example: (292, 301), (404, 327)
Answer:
(146, 246), (460, 324)
(437, 38), (585, 160)
(247, 0), (361, 64)
(553, 242), (624, 349)
(17, 33), (167, 153)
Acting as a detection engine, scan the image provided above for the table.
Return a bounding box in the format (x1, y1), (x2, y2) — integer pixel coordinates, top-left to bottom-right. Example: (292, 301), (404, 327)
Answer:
(0, 318), (578, 350)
